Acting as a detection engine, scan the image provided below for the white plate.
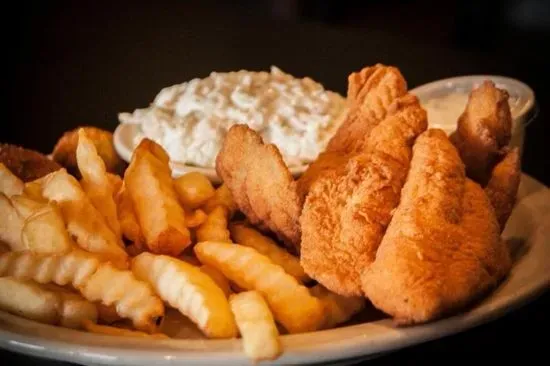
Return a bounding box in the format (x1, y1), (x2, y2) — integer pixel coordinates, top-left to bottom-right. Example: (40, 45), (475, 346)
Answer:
(0, 173), (549, 366)
(113, 123), (309, 184)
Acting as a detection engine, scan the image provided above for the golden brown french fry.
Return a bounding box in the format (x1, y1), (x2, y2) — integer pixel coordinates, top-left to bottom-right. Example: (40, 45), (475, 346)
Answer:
(229, 223), (310, 283)
(23, 178), (47, 202)
(194, 241), (325, 333)
(201, 184), (237, 217)
(124, 139), (191, 256)
(196, 206), (231, 242)
(0, 278), (98, 329)
(177, 254), (202, 267)
(115, 184), (145, 246)
(43, 284), (99, 329)
(0, 277), (61, 324)
(0, 163), (24, 196)
(11, 195), (73, 254)
(0, 193), (24, 251)
(309, 284), (366, 329)
(107, 173), (123, 197)
(96, 304), (123, 324)
(230, 291), (282, 361)
(132, 252), (238, 339)
(200, 264), (232, 298)
(0, 249), (164, 333)
(82, 319), (169, 338)
(173, 172), (215, 209)
(185, 209), (208, 228)
(36, 170), (128, 268)
(77, 128), (121, 238)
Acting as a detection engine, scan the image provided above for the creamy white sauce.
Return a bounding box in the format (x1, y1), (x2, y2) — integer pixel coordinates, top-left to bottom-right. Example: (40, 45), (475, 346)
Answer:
(119, 66), (347, 168)
(421, 90), (521, 134)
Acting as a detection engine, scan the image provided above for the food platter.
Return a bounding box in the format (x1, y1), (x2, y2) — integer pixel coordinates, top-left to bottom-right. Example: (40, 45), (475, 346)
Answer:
(0, 173), (548, 366)
(1, 63), (548, 365)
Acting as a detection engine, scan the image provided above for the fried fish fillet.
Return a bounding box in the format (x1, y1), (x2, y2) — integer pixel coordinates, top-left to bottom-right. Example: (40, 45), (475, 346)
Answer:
(215, 125), (302, 253)
(485, 147), (521, 230)
(300, 94), (427, 296)
(0, 144), (62, 182)
(450, 80), (520, 231)
(361, 129), (511, 325)
(297, 64), (407, 198)
(450, 80), (512, 185)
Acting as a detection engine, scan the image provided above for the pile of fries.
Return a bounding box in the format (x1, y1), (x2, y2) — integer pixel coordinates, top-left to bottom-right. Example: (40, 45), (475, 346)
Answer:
(0, 129), (365, 361)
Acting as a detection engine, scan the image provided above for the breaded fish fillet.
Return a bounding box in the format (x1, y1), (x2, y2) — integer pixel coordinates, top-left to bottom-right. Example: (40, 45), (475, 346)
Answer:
(215, 125), (302, 253)
(297, 64), (407, 199)
(361, 129), (511, 325)
(485, 147), (521, 230)
(450, 80), (512, 185)
(300, 94), (427, 296)
(0, 143), (62, 182)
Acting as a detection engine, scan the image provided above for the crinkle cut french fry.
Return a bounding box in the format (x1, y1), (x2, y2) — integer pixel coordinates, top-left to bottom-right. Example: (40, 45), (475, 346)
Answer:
(229, 223), (310, 283)
(201, 184), (237, 216)
(309, 284), (366, 329)
(185, 209), (208, 228)
(124, 139), (191, 256)
(230, 291), (282, 361)
(37, 170), (128, 267)
(200, 264), (232, 298)
(196, 206), (231, 242)
(173, 172), (215, 209)
(77, 128), (121, 238)
(97, 303), (123, 324)
(0, 249), (164, 333)
(0, 163), (24, 197)
(107, 173), (123, 198)
(132, 253), (238, 339)
(116, 184), (145, 247)
(0, 277), (61, 324)
(0, 193), (24, 251)
(194, 241), (325, 333)
(11, 196), (73, 254)
(82, 319), (169, 339)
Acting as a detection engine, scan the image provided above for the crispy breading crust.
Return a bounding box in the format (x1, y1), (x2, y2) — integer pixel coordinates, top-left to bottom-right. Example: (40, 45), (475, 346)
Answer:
(300, 94), (427, 296)
(215, 125), (302, 253)
(450, 80), (512, 185)
(485, 147), (521, 230)
(297, 64), (407, 199)
(361, 129), (511, 325)
(0, 143), (62, 182)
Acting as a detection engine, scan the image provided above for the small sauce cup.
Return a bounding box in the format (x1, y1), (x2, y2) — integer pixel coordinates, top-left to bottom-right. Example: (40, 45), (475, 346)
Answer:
(410, 75), (537, 157)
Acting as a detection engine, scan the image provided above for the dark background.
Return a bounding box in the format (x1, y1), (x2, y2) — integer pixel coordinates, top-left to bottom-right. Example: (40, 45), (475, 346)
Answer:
(2, 0), (549, 364)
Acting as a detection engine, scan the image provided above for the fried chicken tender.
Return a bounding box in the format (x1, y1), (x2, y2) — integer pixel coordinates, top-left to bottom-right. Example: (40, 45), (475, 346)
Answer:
(215, 124), (302, 253)
(0, 144), (62, 182)
(450, 81), (512, 186)
(485, 147), (521, 230)
(297, 64), (407, 198)
(361, 129), (511, 325)
(52, 126), (125, 177)
(300, 94), (427, 296)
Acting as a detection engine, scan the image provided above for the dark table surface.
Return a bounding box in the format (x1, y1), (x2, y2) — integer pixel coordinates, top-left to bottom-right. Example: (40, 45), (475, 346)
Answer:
(3, 0), (549, 364)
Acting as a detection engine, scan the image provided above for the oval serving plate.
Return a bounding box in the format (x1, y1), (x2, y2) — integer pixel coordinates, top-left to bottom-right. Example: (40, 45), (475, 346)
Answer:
(113, 123), (309, 184)
(1, 174), (549, 366)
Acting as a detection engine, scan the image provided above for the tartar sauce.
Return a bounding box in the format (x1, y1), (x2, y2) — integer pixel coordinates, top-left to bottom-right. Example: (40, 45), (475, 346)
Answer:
(118, 66), (347, 168)
(421, 90), (520, 134)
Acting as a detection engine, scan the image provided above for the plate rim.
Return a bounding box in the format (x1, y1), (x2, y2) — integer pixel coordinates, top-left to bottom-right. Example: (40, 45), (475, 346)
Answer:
(0, 174), (549, 365)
